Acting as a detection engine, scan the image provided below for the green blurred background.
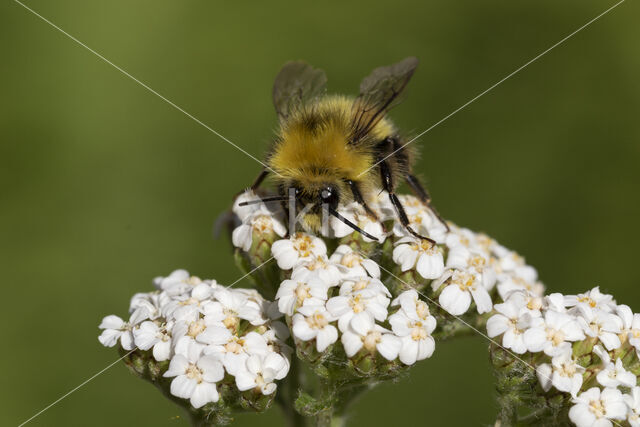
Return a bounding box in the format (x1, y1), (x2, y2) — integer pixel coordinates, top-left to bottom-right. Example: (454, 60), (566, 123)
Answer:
(1, 0), (638, 425)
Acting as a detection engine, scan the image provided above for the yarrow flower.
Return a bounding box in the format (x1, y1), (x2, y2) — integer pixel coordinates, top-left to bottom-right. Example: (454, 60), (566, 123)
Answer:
(271, 232), (327, 270)
(98, 269), (291, 410)
(104, 190), (640, 427)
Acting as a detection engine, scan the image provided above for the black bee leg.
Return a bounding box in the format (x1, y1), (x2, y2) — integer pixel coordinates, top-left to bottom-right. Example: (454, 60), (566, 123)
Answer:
(250, 168), (269, 190)
(345, 180), (379, 220)
(345, 179), (387, 233)
(379, 160), (436, 246)
(405, 174), (450, 232)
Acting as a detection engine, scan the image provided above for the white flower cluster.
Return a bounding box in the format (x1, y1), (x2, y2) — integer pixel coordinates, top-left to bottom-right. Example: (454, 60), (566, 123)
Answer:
(487, 285), (640, 427)
(232, 191), (544, 319)
(273, 236), (437, 365)
(98, 269), (291, 409)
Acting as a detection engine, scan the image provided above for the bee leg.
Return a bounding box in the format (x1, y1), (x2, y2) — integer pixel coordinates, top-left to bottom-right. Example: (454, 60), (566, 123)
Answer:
(379, 160), (436, 246)
(234, 168), (269, 201)
(404, 174), (450, 232)
(345, 179), (387, 233)
(250, 168), (269, 190)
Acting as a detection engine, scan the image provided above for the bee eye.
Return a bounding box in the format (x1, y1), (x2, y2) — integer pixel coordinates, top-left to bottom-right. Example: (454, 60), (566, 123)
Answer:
(320, 187), (339, 207)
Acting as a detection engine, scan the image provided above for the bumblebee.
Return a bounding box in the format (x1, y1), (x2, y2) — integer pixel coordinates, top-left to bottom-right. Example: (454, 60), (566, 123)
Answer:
(241, 57), (448, 243)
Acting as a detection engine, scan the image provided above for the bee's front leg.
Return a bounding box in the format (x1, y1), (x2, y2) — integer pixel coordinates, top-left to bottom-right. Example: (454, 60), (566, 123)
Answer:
(378, 160), (436, 246)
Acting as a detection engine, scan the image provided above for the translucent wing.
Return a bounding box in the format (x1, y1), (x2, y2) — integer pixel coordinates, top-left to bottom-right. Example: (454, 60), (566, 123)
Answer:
(272, 61), (327, 122)
(350, 57), (418, 143)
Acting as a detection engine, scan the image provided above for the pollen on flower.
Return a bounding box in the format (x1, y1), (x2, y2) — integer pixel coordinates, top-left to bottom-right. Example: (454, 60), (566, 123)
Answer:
(306, 312), (329, 329)
(252, 215), (274, 233)
(363, 330), (382, 352)
(188, 319), (206, 337)
(340, 252), (362, 268)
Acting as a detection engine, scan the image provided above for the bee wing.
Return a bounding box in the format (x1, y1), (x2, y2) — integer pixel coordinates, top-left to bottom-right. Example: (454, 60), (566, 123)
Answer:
(350, 57), (418, 143)
(272, 61), (327, 122)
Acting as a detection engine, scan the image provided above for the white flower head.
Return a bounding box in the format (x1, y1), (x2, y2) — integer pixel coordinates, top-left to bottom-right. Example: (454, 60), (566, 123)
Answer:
(536, 347), (585, 396)
(577, 309), (623, 351)
(433, 269), (493, 316)
(290, 254), (342, 287)
(232, 212), (287, 252)
(341, 315), (401, 361)
(329, 245), (381, 279)
(98, 315), (135, 350)
(593, 345), (637, 388)
(271, 233), (327, 270)
(569, 387), (627, 427)
(329, 202), (385, 242)
(204, 331), (269, 376)
(487, 292), (541, 354)
(275, 277), (329, 317)
(565, 287), (617, 316)
(524, 309), (585, 356)
(326, 285), (390, 334)
(291, 305), (338, 352)
(154, 269), (210, 297)
(163, 353), (224, 409)
(393, 236), (445, 280)
(235, 353), (289, 395)
(388, 307), (436, 365)
(133, 320), (174, 361)
(624, 387), (640, 427)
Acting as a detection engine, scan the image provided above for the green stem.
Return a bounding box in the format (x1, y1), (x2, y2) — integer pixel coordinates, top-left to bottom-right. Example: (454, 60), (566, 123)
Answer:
(277, 357), (308, 427)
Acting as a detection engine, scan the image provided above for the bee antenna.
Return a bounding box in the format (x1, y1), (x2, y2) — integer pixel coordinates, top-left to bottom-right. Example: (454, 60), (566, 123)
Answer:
(328, 207), (379, 242)
(238, 196), (290, 206)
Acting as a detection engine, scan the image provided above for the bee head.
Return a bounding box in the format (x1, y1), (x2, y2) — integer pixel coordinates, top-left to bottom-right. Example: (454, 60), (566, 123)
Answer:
(285, 182), (340, 214)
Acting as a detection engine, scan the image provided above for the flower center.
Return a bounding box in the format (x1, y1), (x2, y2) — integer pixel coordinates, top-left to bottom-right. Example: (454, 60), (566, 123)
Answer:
(295, 283), (311, 305)
(546, 328), (565, 346)
(188, 319), (206, 338)
(307, 312), (329, 329)
(252, 215), (273, 233)
(225, 338), (244, 354)
(349, 295), (365, 313)
(452, 271), (475, 291)
(293, 234), (314, 257)
(353, 280), (370, 292)
(416, 301), (430, 320)
(186, 364), (203, 383)
(578, 296), (597, 308)
(341, 253), (362, 268)
(363, 331), (382, 351)
(559, 362), (576, 377)
(186, 276), (202, 286)
(589, 399), (605, 418)
(411, 322), (427, 341)
(306, 257), (327, 271)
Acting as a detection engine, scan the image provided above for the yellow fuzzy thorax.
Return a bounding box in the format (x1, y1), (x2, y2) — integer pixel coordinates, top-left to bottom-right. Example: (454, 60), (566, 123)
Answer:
(268, 95), (394, 184)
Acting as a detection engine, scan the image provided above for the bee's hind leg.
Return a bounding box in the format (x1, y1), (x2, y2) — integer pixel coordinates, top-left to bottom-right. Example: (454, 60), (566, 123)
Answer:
(378, 160), (436, 246)
(404, 174), (450, 232)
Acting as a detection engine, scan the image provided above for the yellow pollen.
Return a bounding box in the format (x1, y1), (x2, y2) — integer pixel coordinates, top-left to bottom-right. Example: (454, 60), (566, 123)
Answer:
(578, 296), (597, 308)
(411, 324), (427, 341)
(186, 364), (203, 383)
(307, 258), (327, 271)
(416, 301), (430, 320)
(186, 276), (201, 286)
(341, 253), (361, 268)
(225, 339), (244, 354)
(546, 328), (566, 346)
(363, 331), (382, 351)
(353, 280), (369, 292)
(252, 215), (273, 233)
(306, 312), (329, 329)
(589, 399), (605, 419)
(188, 319), (206, 338)
(349, 295), (365, 313)
(295, 283), (311, 304)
